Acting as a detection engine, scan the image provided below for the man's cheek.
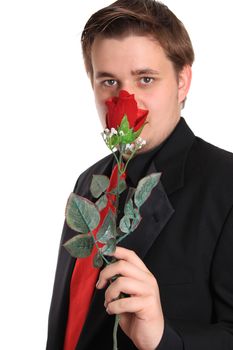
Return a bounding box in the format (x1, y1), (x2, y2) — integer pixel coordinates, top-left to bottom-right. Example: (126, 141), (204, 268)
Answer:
(96, 106), (107, 127)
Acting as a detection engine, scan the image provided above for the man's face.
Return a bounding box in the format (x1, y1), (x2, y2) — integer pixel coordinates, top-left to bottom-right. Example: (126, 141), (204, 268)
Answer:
(91, 34), (191, 151)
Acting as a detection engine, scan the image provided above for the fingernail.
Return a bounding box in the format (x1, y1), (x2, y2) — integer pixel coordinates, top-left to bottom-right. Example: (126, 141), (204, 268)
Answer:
(96, 279), (100, 288)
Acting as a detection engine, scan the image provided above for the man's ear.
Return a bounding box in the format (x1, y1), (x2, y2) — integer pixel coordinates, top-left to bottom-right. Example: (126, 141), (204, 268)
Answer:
(178, 65), (192, 104)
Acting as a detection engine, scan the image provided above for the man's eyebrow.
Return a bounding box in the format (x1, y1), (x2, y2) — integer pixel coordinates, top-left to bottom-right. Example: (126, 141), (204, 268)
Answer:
(95, 72), (117, 79)
(131, 68), (160, 76)
(95, 69), (159, 79)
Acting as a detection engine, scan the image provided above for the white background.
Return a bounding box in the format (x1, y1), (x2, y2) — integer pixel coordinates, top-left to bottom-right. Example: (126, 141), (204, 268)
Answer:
(0, 1), (233, 349)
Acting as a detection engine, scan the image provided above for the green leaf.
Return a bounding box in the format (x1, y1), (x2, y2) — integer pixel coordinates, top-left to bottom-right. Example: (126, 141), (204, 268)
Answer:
(110, 178), (127, 195)
(109, 134), (120, 149)
(121, 129), (136, 144)
(131, 208), (142, 231)
(101, 238), (116, 255)
(118, 115), (137, 144)
(65, 193), (100, 233)
(90, 175), (109, 198)
(97, 211), (116, 243)
(119, 115), (130, 133)
(63, 234), (94, 258)
(119, 215), (131, 234)
(93, 252), (104, 268)
(124, 199), (135, 218)
(134, 173), (161, 208)
(118, 115), (147, 144)
(95, 194), (108, 211)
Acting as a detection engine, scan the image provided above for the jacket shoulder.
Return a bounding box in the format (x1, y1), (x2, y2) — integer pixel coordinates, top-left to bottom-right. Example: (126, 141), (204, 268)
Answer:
(191, 137), (233, 185)
(194, 137), (233, 167)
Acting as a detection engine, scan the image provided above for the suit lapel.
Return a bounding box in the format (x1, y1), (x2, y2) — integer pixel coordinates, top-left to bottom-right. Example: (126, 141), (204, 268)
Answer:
(119, 160), (174, 258)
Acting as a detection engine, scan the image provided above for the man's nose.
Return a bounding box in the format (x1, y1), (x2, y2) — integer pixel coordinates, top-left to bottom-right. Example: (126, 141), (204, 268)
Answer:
(118, 83), (139, 100)
(120, 81), (135, 95)
(119, 83), (141, 106)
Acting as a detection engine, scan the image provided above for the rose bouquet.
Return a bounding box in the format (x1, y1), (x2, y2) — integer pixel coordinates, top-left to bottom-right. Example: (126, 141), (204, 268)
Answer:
(64, 90), (161, 350)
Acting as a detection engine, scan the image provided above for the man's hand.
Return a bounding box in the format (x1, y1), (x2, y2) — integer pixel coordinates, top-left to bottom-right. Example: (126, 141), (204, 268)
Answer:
(96, 247), (164, 350)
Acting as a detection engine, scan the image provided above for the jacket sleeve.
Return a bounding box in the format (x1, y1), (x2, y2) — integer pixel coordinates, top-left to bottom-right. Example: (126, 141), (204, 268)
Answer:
(156, 205), (233, 350)
(156, 322), (184, 349)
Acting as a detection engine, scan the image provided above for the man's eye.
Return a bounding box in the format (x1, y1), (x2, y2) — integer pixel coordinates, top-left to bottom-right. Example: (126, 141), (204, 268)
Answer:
(140, 77), (154, 84)
(103, 79), (117, 87)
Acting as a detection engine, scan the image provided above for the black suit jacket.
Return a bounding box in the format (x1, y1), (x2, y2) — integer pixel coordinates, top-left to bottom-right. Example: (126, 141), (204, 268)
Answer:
(46, 118), (233, 349)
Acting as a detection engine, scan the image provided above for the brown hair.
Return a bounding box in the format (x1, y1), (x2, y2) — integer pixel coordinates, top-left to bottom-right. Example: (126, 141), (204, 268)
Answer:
(81, 0), (194, 79)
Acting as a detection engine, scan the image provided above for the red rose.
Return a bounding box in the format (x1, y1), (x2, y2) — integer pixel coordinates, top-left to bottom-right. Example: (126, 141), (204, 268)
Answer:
(105, 90), (148, 131)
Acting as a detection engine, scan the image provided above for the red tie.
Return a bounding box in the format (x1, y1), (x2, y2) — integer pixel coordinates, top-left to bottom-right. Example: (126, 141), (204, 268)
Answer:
(63, 244), (100, 350)
(63, 165), (125, 350)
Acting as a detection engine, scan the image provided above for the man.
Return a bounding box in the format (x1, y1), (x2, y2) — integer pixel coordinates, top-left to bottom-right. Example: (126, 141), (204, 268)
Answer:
(46, 1), (233, 349)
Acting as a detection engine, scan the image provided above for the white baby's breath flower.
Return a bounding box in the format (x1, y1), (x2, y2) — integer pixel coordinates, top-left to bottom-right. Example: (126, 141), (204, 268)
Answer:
(110, 128), (118, 135)
(103, 129), (111, 138)
(135, 137), (146, 149)
(136, 137), (146, 145)
(125, 143), (135, 152)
